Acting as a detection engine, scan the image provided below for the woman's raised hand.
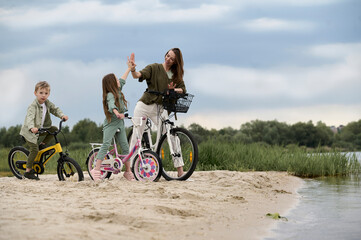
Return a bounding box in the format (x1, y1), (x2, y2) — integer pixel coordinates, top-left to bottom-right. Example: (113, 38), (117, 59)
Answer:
(127, 53), (136, 71)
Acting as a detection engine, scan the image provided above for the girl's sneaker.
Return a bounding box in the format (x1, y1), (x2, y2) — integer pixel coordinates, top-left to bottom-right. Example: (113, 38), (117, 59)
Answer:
(123, 171), (135, 181)
(90, 169), (101, 181)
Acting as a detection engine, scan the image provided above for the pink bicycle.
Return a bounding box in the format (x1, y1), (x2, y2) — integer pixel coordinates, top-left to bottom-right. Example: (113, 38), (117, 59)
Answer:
(86, 115), (162, 181)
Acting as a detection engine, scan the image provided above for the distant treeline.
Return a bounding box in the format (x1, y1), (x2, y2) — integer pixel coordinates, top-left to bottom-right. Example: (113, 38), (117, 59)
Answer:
(188, 119), (361, 151)
(1, 119), (360, 151)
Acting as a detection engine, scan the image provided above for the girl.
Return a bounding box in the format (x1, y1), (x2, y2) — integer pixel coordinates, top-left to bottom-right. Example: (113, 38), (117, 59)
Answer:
(90, 68), (134, 181)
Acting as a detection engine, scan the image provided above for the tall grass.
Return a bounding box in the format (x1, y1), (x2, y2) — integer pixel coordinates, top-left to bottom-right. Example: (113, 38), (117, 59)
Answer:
(197, 141), (361, 178)
(1, 142), (360, 178)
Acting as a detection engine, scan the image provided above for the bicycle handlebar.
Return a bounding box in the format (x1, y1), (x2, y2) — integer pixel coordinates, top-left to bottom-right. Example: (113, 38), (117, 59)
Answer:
(37, 119), (66, 135)
(147, 89), (186, 99)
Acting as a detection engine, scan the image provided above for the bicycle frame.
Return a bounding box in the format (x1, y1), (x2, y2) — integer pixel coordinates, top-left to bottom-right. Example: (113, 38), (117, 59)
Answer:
(142, 111), (179, 158)
(17, 143), (63, 173)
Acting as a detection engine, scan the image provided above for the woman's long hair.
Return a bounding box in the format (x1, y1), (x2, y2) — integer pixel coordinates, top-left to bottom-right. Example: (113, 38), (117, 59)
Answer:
(102, 73), (127, 123)
(165, 48), (184, 87)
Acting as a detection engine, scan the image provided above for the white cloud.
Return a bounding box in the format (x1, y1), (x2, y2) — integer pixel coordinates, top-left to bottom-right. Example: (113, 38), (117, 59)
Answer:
(0, 0), (230, 29)
(188, 42), (361, 102)
(239, 18), (314, 32)
(0, 69), (29, 125)
(219, 0), (341, 7)
(308, 42), (361, 59)
(180, 104), (361, 130)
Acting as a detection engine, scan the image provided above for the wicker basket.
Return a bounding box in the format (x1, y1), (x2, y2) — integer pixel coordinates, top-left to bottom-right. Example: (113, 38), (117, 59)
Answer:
(162, 93), (194, 113)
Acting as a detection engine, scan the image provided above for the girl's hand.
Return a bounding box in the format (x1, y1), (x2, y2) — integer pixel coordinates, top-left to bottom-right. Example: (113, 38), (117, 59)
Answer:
(62, 115), (69, 121)
(30, 128), (38, 134)
(127, 60), (136, 70)
(116, 113), (125, 119)
(113, 109), (124, 119)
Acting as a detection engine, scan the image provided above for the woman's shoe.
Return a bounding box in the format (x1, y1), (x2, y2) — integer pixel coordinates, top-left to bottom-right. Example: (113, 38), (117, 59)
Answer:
(90, 169), (101, 181)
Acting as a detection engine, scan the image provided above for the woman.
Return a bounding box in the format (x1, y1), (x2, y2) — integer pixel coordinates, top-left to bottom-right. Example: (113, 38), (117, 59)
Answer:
(128, 48), (186, 177)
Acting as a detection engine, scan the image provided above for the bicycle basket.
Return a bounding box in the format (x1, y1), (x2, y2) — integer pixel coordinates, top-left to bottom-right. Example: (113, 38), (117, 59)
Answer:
(163, 93), (194, 113)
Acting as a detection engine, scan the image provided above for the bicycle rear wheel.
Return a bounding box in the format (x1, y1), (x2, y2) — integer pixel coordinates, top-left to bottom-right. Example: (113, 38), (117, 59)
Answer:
(132, 150), (162, 182)
(57, 156), (84, 181)
(86, 148), (112, 180)
(157, 128), (198, 181)
(8, 146), (29, 179)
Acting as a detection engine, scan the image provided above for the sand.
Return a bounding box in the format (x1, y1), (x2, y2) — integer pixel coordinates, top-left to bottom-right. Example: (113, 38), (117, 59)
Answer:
(0, 171), (302, 240)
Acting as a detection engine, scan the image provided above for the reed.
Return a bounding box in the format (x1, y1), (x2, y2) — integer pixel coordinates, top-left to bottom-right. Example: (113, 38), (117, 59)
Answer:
(197, 141), (361, 177)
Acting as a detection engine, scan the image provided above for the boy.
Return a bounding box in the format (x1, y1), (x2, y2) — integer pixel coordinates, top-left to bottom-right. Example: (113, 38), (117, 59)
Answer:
(20, 81), (68, 180)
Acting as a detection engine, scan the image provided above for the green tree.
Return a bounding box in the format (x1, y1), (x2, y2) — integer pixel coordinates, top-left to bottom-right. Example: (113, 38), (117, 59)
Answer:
(0, 127), (6, 147)
(338, 120), (361, 150)
(188, 123), (210, 144)
(71, 119), (102, 143)
(1, 125), (22, 147)
(240, 120), (292, 146)
(291, 121), (317, 147)
(315, 121), (334, 146)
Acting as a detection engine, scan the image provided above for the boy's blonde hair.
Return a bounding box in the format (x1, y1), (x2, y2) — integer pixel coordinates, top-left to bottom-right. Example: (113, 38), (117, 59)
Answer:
(35, 81), (50, 92)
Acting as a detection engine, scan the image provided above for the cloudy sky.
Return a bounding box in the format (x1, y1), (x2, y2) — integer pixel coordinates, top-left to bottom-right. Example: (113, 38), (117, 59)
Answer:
(1, 0), (360, 130)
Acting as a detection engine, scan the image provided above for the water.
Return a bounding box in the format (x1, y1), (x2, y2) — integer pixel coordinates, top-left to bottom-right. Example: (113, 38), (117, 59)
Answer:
(267, 152), (361, 240)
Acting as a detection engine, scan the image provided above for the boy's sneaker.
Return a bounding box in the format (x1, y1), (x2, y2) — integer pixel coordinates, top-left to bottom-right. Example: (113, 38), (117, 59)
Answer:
(24, 169), (40, 180)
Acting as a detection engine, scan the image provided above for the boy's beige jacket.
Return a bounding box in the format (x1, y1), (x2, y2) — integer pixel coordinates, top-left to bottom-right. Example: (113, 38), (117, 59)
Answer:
(20, 99), (64, 144)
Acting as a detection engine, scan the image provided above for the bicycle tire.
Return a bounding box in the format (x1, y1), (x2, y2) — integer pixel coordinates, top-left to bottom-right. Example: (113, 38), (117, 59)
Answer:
(8, 146), (29, 179)
(86, 148), (112, 180)
(57, 156), (84, 181)
(132, 150), (162, 182)
(157, 127), (198, 181)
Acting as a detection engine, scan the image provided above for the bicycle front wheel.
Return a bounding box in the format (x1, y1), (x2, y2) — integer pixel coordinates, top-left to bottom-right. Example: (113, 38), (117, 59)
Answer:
(132, 150), (162, 182)
(8, 146), (29, 179)
(57, 156), (84, 182)
(157, 128), (198, 181)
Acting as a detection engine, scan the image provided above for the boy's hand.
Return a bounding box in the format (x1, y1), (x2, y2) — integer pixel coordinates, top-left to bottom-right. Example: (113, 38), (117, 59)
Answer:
(30, 128), (38, 134)
(62, 115), (69, 121)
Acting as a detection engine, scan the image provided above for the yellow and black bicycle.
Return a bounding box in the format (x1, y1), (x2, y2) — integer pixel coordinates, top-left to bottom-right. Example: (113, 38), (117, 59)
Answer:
(8, 120), (84, 181)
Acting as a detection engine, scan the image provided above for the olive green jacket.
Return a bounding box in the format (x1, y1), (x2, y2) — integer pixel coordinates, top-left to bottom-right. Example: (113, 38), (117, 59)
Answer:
(20, 99), (65, 144)
(139, 63), (186, 105)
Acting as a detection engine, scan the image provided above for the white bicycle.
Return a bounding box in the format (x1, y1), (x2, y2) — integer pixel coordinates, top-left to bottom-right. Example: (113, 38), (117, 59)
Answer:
(127, 90), (198, 181)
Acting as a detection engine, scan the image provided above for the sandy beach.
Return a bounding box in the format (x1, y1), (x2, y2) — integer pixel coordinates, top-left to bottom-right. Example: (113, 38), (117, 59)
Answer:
(0, 171), (302, 240)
